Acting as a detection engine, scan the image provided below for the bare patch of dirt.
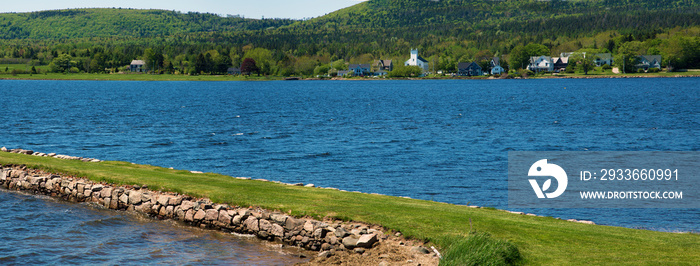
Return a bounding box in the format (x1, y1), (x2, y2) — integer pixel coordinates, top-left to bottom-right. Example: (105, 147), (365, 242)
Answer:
(298, 234), (439, 266)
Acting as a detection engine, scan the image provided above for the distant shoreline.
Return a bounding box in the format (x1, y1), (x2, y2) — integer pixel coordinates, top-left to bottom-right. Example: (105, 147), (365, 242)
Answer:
(1, 72), (699, 82)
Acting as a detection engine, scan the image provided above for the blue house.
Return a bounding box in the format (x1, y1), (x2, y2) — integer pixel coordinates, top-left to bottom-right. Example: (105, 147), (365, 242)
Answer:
(457, 62), (483, 76)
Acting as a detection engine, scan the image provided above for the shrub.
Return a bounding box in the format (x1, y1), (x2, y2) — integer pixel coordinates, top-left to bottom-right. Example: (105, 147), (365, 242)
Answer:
(648, 67), (660, 73)
(440, 232), (521, 266)
(388, 65), (423, 77)
(602, 64), (612, 70)
(565, 65), (576, 73)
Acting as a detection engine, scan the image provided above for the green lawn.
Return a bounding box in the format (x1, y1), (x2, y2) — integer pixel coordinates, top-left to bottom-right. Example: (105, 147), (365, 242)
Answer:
(1, 152), (697, 264)
(0, 64), (698, 82)
(0, 71), (279, 81)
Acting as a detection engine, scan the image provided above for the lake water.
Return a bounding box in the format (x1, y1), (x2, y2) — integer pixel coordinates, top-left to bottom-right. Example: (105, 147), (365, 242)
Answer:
(0, 79), (698, 237)
(0, 189), (308, 265)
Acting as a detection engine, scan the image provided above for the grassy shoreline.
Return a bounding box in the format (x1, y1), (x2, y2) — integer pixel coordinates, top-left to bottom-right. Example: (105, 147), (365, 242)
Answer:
(0, 71), (698, 82)
(0, 151), (697, 264)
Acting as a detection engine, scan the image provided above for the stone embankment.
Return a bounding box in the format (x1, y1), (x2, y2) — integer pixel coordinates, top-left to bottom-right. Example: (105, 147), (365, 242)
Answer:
(1, 147), (101, 162)
(0, 147), (440, 264)
(0, 165), (383, 253)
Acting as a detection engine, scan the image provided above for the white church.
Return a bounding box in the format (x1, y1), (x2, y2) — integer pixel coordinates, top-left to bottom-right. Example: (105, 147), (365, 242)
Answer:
(404, 49), (429, 73)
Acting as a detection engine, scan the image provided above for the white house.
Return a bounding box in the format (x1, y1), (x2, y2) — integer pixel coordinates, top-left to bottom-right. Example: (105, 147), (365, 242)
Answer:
(527, 56), (553, 72)
(595, 53), (613, 66)
(130, 60), (146, 72)
(490, 57), (505, 75)
(404, 49), (429, 72)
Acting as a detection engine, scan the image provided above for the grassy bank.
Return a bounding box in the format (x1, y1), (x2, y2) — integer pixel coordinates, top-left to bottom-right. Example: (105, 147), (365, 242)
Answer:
(0, 72), (281, 81)
(1, 69), (699, 82)
(1, 152), (698, 264)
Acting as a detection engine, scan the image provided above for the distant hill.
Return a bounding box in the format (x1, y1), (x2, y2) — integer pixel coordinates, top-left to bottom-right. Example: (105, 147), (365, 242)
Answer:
(0, 8), (295, 39)
(277, 0), (700, 52)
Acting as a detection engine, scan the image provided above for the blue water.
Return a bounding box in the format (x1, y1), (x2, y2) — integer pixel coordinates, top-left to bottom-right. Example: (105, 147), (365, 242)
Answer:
(0, 189), (307, 265)
(0, 79), (698, 232)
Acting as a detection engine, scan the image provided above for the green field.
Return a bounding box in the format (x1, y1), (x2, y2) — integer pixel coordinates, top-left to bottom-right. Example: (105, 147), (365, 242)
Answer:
(0, 69), (278, 81)
(1, 152), (697, 265)
(1, 67), (698, 82)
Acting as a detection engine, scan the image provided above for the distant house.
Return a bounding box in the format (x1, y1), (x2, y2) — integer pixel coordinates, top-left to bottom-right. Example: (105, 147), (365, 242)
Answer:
(376, 60), (394, 72)
(373, 70), (389, 76)
(457, 62), (483, 76)
(227, 67), (241, 75)
(527, 56), (553, 72)
(348, 64), (371, 76)
(130, 60), (146, 72)
(552, 57), (569, 72)
(595, 53), (613, 66)
(490, 57), (505, 75)
(337, 70), (351, 77)
(637, 55), (661, 71)
(404, 49), (429, 73)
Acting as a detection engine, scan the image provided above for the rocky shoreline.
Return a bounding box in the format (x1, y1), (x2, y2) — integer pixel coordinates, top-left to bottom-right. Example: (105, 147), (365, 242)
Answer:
(0, 148), (439, 265)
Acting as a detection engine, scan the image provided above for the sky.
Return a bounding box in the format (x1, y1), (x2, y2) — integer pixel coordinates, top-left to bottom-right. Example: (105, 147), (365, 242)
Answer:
(0, 0), (368, 19)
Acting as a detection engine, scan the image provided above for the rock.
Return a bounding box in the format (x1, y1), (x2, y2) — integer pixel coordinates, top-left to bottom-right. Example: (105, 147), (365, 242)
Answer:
(356, 234), (378, 248)
(168, 196), (183, 206)
(184, 209), (195, 222)
(0, 147), (7, 152)
(134, 202), (151, 213)
(100, 187), (113, 198)
(129, 190), (142, 205)
(119, 193), (129, 205)
(270, 224), (285, 238)
(174, 206), (185, 220)
(304, 184), (315, 187)
(243, 216), (259, 231)
(318, 251), (333, 258)
(342, 236), (359, 249)
(91, 184), (104, 192)
(165, 206), (174, 216)
(218, 210), (232, 225)
(193, 209), (206, 221)
(180, 200), (196, 211)
(231, 215), (243, 225)
(238, 208), (251, 217)
(303, 220), (315, 232)
(353, 248), (365, 254)
(270, 213), (287, 225)
(259, 219), (273, 232)
(321, 243), (332, 250)
(411, 246), (431, 254)
(205, 209), (218, 221)
(285, 217), (305, 231)
(327, 235), (338, 245)
(141, 192), (154, 203)
(157, 195), (171, 206)
(335, 227), (350, 238)
(313, 228), (328, 239)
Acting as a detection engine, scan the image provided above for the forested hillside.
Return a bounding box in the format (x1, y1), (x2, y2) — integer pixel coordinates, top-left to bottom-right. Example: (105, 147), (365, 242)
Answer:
(0, 0), (698, 76)
(0, 8), (294, 39)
